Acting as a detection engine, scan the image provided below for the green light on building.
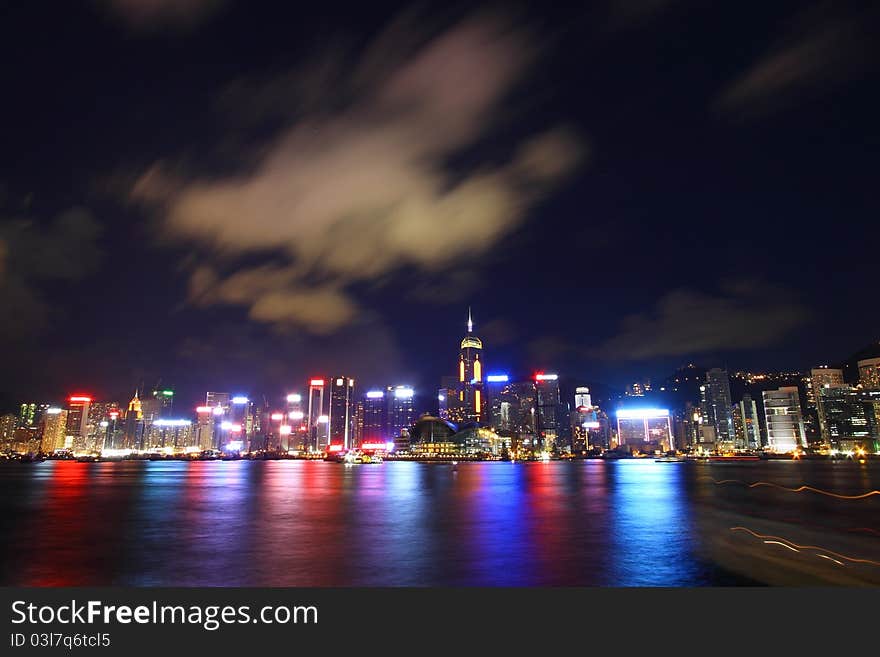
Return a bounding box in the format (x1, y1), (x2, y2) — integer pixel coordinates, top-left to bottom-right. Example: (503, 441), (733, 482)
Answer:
(161, 390), (174, 396)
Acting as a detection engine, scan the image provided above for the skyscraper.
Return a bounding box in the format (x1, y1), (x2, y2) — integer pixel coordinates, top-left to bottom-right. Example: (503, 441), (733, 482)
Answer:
(152, 388), (174, 418)
(40, 407), (67, 453)
(574, 387), (592, 409)
(19, 402), (50, 428)
(810, 366), (844, 447)
(362, 390), (387, 445)
(457, 308), (486, 423)
(307, 379), (325, 451)
(387, 385), (416, 441)
(820, 386), (880, 453)
(195, 405), (215, 451)
(329, 376), (356, 449)
(762, 387), (806, 453)
(206, 391), (231, 409)
(65, 395), (91, 453)
(858, 358), (880, 388)
(535, 373), (560, 450)
(736, 393), (762, 450)
(701, 368), (734, 451)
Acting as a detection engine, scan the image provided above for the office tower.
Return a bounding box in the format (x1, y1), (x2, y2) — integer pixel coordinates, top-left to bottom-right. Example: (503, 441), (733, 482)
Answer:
(307, 379), (325, 451)
(701, 368), (734, 450)
(858, 358), (880, 388)
(535, 373), (560, 449)
(124, 390), (144, 449)
(574, 387), (592, 409)
(286, 392), (304, 418)
(387, 385), (416, 441)
(810, 367), (844, 448)
(353, 401), (364, 447)
(283, 393), (307, 451)
(820, 386), (880, 453)
(227, 396), (254, 451)
(362, 390), (387, 445)
(103, 406), (124, 450)
(438, 375), (460, 421)
(19, 402), (50, 428)
(616, 408), (673, 453)
(40, 407), (67, 452)
(65, 395), (92, 452)
(571, 403), (598, 452)
(0, 414), (19, 451)
(762, 387), (806, 453)
(736, 394), (761, 450)
(673, 403), (700, 451)
(152, 388), (174, 418)
(85, 402), (117, 453)
(145, 419), (194, 452)
(329, 376), (356, 449)
(457, 308), (486, 423)
(486, 374), (510, 430)
(195, 405), (215, 451)
(206, 391), (231, 409)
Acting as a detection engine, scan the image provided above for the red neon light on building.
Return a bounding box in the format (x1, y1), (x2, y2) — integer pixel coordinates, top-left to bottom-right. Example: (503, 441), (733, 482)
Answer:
(69, 396), (92, 403)
(310, 379), (325, 386)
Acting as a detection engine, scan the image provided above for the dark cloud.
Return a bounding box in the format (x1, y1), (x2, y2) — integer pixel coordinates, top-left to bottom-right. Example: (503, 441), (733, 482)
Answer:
(131, 11), (584, 334)
(99, 0), (225, 30)
(0, 209), (102, 341)
(715, 2), (879, 117)
(598, 282), (807, 360)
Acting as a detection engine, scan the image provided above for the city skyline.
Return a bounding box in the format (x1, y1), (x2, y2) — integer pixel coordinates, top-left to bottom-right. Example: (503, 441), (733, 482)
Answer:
(4, 309), (880, 458)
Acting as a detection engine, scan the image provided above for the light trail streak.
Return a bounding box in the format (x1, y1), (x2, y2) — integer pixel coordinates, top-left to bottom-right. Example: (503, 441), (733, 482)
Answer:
(763, 540), (799, 552)
(816, 554), (844, 566)
(713, 479), (880, 500)
(730, 527), (880, 567)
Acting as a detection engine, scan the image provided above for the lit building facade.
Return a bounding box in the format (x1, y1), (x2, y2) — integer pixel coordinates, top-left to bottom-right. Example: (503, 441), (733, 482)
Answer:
(387, 385), (416, 440)
(362, 390), (387, 445)
(329, 376), (356, 449)
(858, 358), (880, 388)
(144, 419), (195, 452)
(810, 366), (844, 447)
(307, 379), (325, 451)
(616, 408), (673, 453)
(762, 387), (806, 453)
(40, 407), (68, 452)
(535, 374), (560, 449)
(820, 386), (880, 453)
(701, 368), (734, 450)
(65, 395), (92, 453)
(456, 309), (486, 423)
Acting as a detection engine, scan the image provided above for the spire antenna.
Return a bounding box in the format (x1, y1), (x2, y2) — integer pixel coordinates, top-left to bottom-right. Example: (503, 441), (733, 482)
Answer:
(467, 306), (473, 333)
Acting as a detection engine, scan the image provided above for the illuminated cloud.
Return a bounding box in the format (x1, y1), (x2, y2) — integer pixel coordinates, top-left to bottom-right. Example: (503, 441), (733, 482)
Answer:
(599, 283), (807, 360)
(133, 13), (583, 333)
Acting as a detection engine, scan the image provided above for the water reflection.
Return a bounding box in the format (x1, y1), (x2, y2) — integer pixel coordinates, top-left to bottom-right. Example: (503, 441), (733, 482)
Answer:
(0, 459), (876, 586)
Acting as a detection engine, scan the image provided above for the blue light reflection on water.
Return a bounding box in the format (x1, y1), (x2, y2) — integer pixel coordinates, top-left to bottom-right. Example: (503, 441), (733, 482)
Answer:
(604, 460), (706, 586)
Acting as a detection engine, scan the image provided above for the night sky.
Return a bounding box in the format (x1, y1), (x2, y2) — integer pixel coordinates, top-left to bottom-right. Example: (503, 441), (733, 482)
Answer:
(1, 0), (879, 413)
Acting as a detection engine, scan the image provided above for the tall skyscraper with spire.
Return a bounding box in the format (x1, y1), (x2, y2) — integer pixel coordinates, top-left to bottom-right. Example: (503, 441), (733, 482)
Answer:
(456, 307), (486, 423)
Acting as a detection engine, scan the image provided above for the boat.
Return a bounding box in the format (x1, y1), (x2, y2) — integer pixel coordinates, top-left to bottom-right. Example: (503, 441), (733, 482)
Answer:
(655, 455), (686, 462)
